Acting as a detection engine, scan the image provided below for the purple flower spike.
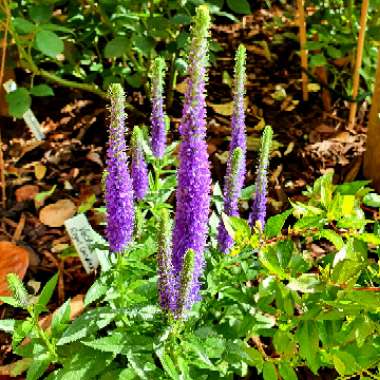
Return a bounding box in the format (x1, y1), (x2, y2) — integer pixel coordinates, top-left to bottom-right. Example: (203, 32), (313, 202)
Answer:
(217, 148), (244, 253)
(177, 249), (196, 319)
(226, 44), (247, 185)
(172, 5), (211, 309)
(217, 45), (247, 253)
(250, 125), (273, 230)
(131, 127), (149, 200)
(105, 84), (134, 253)
(157, 209), (177, 313)
(150, 57), (167, 158)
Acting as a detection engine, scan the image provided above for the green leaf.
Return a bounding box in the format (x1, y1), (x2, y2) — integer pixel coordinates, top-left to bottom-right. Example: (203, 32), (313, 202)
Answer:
(0, 319), (16, 333)
(278, 362), (297, 380)
(133, 35), (155, 57)
(6, 88), (31, 118)
(287, 273), (322, 293)
(332, 351), (360, 376)
(37, 273), (58, 309)
(57, 308), (115, 345)
(29, 5), (52, 23)
(226, 0), (251, 14)
(363, 193), (380, 207)
(336, 180), (370, 195)
(82, 333), (126, 354)
(264, 209), (292, 238)
(326, 45), (342, 59)
(30, 84), (54, 97)
(263, 362), (277, 380)
(51, 299), (71, 337)
(317, 229), (344, 250)
(35, 30), (64, 58)
(296, 321), (320, 373)
(156, 348), (180, 380)
(84, 277), (108, 306)
(104, 37), (129, 58)
(240, 184), (255, 201)
(13, 18), (35, 34)
(0, 296), (23, 308)
(310, 53), (327, 67)
(26, 357), (50, 380)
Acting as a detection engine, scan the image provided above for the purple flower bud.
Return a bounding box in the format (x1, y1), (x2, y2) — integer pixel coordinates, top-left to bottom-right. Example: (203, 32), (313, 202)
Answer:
(131, 127), (149, 201)
(176, 249), (196, 318)
(105, 84), (134, 253)
(172, 5), (211, 308)
(250, 125), (273, 230)
(150, 57), (167, 158)
(157, 209), (177, 313)
(217, 147), (244, 253)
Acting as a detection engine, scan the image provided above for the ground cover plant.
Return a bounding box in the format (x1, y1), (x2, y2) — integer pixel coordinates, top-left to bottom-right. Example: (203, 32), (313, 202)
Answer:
(1, 3), (380, 380)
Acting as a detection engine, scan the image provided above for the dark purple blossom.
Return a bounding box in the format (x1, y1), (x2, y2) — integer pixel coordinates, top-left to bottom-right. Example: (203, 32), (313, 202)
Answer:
(172, 5), (211, 309)
(131, 127), (149, 200)
(250, 125), (273, 230)
(105, 84), (134, 253)
(150, 57), (167, 158)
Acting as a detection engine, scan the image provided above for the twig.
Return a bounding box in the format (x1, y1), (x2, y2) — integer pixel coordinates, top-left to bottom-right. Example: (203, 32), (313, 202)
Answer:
(348, 0), (369, 130)
(0, 130), (5, 209)
(297, 0), (308, 101)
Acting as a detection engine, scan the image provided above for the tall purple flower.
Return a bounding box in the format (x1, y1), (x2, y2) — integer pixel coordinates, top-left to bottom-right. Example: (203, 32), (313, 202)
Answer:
(105, 84), (134, 253)
(157, 209), (176, 313)
(250, 125), (273, 230)
(172, 5), (211, 309)
(226, 44), (247, 183)
(217, 45), (247, 253)
(217, 148), (244, 253)
(131, 127), (149, 200)
(150, 57), (167, 158)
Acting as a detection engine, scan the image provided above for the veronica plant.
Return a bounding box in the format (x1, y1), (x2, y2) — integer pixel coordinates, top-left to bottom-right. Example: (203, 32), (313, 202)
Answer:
(250, 125), (273, 230)
(172, 5), (211, 309)
(131, 126), (149, 201)
(105, 84), (135, 253)
(217, 44), (247, 253)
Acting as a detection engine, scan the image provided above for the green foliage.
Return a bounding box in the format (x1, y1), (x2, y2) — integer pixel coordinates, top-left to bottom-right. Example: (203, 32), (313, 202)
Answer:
(2, 0), (250, 118)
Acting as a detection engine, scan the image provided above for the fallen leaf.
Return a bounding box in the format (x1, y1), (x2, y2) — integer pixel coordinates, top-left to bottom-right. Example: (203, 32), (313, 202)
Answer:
(0, 241), (29, 297)
(39, 199), (76, 227)
(208, 97), (248, 116)
(307, 83), (321, 92)
(0, 358), (31, 377)
(175, 80), (188, 94)
(15, 185), (39, 202)
(34, 163), (47, 180)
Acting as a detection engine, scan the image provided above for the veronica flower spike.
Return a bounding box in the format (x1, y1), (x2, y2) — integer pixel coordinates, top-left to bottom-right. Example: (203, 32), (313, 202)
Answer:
(131, 126), (149, 201)
(250, 125), (273, 230)
(227, 44), (247, 182)
(157, 209), (176, 313)
(150, 57), (167, 159)
(172, 5), (211, 309)
(105, 84), (134, 253)
(217, 147), (244, 253)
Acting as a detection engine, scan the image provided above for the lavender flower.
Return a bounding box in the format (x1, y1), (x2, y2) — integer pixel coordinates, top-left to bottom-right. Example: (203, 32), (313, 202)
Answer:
(150, 57), (167, 158)
(177, 249), (196, 318)
(172, 5), (211, 308)
(217, 45), (247, 253)
(217, 147), (244, 253)
(157, 209), (176, 313)
(249, 125), (273, 230)
(131, 127), (149, 200)
(105, 84), (134, 253)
